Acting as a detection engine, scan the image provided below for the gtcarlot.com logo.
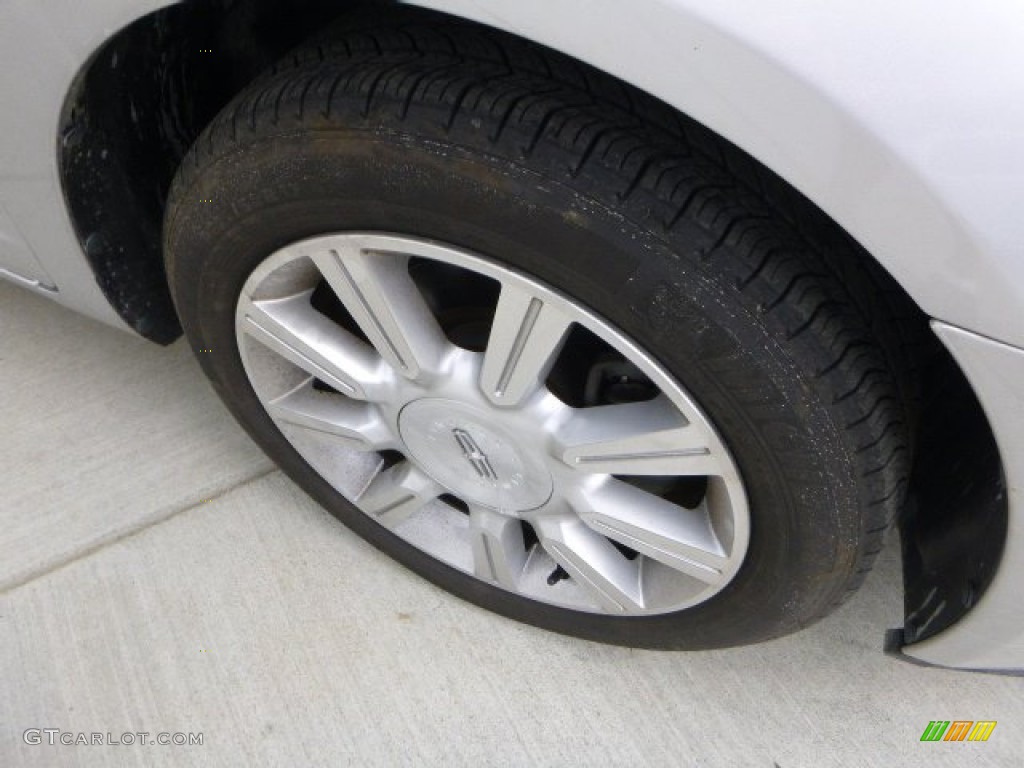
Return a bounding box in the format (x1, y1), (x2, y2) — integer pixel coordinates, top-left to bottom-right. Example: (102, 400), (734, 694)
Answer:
(23, 729), (203, 747)
(920, 721), (997, 742)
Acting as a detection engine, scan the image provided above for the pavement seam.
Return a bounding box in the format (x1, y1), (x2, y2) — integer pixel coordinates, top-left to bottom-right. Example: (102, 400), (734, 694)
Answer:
(0, 467), (280, 594)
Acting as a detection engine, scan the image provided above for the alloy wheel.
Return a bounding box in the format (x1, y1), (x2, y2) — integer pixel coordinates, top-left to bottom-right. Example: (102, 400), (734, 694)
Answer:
(236, 233), (749, 615)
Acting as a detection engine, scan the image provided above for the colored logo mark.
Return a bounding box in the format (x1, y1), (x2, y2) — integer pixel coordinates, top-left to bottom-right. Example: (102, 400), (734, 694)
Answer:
(920, 721), (996, 742)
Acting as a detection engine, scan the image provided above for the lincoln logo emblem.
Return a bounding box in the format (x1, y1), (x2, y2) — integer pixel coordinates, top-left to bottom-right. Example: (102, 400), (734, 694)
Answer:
(452, 428), (498, 481)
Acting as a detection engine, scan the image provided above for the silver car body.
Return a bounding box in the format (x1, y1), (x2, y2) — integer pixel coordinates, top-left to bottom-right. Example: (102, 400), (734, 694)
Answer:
(1, 0), (1021, 671)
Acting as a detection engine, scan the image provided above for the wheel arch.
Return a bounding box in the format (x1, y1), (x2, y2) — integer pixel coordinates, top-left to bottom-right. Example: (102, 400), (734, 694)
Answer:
(58, 0), (360, 343)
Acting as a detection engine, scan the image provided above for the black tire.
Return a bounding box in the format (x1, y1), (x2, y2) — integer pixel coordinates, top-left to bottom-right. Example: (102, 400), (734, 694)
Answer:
(164, 13), (916, 649)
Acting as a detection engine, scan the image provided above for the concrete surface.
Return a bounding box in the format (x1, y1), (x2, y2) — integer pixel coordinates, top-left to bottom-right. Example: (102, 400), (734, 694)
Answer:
(1, 279), (1020, 767)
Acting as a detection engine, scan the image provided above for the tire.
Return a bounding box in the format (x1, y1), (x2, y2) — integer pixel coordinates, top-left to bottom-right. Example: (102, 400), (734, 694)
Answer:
(164, 13), (914, 649)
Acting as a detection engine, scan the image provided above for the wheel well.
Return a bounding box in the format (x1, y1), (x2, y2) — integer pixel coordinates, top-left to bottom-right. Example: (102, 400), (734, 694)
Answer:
(59, 0), (380, 344)
(58, 0), (1006, 640)
(898, 346), (1007, 645)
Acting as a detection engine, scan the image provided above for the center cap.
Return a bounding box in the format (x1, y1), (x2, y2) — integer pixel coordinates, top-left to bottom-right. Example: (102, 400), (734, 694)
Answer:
(398, 398), (553, 512)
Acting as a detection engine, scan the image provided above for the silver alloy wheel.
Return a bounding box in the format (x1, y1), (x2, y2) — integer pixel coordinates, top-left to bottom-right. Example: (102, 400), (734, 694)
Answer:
(236, 233), (750, 615)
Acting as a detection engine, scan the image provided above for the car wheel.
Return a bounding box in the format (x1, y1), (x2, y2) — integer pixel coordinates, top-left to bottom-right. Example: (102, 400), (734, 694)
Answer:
(164, 18), (914, 648)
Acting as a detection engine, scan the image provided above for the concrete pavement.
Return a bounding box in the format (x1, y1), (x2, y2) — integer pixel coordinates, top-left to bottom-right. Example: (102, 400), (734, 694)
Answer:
(1, 280), (1020, 767)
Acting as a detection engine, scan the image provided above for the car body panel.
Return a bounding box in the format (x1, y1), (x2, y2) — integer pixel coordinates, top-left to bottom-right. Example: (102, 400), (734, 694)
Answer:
(0, 201), (55, 289)
(0, 0), (1021, 669)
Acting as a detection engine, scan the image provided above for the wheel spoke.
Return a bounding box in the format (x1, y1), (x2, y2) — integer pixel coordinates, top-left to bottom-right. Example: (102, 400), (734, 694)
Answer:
(555, 396), (720, 476)
(480, 283), (573, 407)
(533, 511), (644, 612)
(267, 382), (393, 451)
(240, 292), (383, 400)
(575, 479), (727, 585)
(358, 462), (443, 529)
(311, 247), (448, 381)
(469, 506), (528, 590)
